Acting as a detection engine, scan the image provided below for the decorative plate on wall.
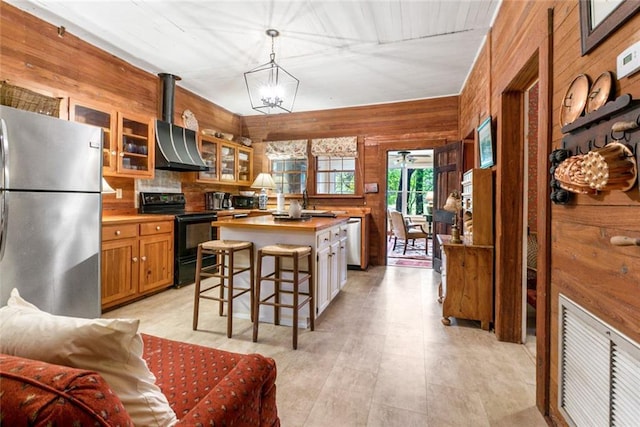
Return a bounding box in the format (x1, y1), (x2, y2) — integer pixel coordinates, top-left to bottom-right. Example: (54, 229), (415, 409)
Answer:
(585, 71), (612, 114)
(182, 109), (199, 131)
(560, 74), (590, 126)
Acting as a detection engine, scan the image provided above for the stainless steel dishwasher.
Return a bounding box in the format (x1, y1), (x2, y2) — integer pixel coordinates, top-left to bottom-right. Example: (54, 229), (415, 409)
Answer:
(346, 217), (362, 268)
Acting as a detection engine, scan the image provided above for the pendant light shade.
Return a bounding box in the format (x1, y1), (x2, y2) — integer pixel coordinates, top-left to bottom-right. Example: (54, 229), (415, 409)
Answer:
(244, 29), (299, 114)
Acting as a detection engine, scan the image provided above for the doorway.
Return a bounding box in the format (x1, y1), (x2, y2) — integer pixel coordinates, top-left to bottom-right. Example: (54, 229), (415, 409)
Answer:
(522, 80), (540, 357)
(386, 149), (434, 268)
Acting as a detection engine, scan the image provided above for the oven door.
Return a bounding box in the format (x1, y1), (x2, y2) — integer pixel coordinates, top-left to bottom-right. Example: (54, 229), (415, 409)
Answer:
(175, 213), (217, 287)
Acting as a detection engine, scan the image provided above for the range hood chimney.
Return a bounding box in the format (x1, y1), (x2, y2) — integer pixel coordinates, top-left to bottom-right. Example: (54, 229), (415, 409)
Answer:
(155, 73), (208, 172)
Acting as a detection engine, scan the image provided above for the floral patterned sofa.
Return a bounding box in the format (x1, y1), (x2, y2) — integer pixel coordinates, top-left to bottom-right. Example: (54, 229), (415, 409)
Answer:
(0, 289), (279, 427)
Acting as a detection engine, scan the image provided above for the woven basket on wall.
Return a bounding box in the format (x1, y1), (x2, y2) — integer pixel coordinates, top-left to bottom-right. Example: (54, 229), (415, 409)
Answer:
(0, 81), (61, 117)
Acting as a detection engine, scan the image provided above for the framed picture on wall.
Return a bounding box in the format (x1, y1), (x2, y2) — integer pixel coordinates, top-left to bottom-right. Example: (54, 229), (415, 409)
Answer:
(579, 0), (640, 55)
(478, 116), (494, 169)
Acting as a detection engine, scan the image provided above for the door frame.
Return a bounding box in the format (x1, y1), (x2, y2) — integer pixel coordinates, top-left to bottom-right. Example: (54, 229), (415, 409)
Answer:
(494, 16), (553, 414)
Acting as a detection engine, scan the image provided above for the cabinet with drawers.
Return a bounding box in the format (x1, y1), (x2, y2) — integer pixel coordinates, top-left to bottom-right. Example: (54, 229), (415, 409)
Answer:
(101, 218), (173, 310)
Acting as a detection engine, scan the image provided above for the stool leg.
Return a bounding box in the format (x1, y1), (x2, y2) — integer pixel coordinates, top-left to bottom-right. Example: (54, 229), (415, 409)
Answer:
(292, 254), (299, 350)
(253, 249), (263, 343)
(249, 244), (255, 323)
(219, 250), (225, 317)
(308, 251), (315, 332)
(227, 249), (234, 338)
(274, 255), (281, 326)
(193, 244), (203, 330)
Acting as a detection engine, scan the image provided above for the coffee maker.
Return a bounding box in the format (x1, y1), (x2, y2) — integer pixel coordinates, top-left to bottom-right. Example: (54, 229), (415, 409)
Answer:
(205, 192), (226, 210)
(222, 193), (232, 209)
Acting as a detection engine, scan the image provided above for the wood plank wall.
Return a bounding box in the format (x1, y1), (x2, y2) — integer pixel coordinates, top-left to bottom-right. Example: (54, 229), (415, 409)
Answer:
(459, 0), (640, 424)
(0, 2), (243, 214)
(243, 97), (459, 265)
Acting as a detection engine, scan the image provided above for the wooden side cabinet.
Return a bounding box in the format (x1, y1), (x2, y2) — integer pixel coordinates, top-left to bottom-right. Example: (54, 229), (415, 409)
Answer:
(438, 235), (494, 330)
(101, 219), (174, 310)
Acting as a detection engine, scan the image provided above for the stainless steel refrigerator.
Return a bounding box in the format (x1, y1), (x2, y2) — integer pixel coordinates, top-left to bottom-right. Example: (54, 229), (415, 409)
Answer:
(1, 105), (102, 318)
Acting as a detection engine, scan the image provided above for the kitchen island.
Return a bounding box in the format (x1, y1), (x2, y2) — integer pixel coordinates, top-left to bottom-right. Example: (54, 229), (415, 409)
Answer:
(217, 215), (349, 326)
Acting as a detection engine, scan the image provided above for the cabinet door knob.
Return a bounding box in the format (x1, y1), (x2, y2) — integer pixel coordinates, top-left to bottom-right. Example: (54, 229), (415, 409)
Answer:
(141, 256), (147, 262)
(132, 257), (138, 263)
(111, 150), (117, 156)
(115, 230), (121, 236)
(156, 226), (161, 231)
(119, 152), (124, 157)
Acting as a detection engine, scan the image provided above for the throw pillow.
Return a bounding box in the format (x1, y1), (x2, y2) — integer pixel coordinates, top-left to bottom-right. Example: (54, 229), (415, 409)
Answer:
(0, 288), (177, 427)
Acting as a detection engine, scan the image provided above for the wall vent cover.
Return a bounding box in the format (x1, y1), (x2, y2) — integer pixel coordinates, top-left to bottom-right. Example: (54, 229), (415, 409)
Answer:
(559, 295), (640, 426)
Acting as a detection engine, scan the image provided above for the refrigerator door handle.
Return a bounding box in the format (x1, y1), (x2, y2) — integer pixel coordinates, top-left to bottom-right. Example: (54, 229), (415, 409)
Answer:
(0, 118), (7, 261)
(0, 190), (5, 262)
(0, 117), (6, 190)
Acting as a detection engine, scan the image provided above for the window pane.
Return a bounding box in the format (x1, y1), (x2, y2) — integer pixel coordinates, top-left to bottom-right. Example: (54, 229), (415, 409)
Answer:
(316, 156), (356, 194)
(271, 159), (307, 194)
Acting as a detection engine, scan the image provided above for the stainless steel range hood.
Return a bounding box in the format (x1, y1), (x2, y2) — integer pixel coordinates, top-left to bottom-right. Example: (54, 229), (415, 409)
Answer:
(155, 73), (208, 172)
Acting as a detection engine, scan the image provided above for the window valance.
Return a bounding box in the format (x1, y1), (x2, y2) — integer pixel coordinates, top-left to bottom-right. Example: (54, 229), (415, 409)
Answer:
(311, 136), (358, 158)
(265, 140), (308, 160)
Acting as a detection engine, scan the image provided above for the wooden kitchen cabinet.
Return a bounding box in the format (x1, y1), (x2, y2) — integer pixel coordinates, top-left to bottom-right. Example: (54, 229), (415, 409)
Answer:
(117, 112), (154, 178)
(69, 100), (154, 179)
(101, 219), (173, 310)
(195, 136), (253, 185)
(69, 100), (118, 176)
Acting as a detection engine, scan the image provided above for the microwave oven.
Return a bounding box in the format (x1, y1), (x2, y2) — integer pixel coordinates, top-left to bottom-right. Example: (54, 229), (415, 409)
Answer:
(233, 195), (258, 209)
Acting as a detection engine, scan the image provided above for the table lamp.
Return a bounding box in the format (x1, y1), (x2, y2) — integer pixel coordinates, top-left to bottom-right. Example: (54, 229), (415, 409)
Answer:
(251, 173), (276, 210)
(443, 190), (463, 244)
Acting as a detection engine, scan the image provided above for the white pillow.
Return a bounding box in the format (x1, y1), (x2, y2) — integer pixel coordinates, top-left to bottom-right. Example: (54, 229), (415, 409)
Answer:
(0, 288), (177, 427)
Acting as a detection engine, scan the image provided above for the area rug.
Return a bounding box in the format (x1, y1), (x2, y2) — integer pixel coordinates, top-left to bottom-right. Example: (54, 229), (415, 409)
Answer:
(388, 257), (432, 269)
(387, 238), (433, 269)
(387, 238), (432, 259)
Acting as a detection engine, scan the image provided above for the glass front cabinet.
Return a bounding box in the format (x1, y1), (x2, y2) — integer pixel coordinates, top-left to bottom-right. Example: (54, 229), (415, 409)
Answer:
(198, 135), (219, 181)
(117, 112), (153, 178)
(237, 146), (253, 185)
(194, 137), (253, 185)
(70, 101), (117, 176)
(70, 100), (154, 179)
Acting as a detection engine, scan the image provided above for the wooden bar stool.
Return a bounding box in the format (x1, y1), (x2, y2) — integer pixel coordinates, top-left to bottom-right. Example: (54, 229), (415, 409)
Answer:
(193, 240), (254, 338)
(253, 244), (314, 349)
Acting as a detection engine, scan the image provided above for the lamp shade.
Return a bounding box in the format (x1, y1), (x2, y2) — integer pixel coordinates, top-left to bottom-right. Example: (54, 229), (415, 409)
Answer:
(443, 190), (462, 212)
(251, 173), (276, 190)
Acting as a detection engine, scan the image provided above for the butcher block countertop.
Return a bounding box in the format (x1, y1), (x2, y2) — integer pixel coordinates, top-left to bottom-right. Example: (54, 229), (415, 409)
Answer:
(217, 214), (347, 232)
(102, 214), (175, 224)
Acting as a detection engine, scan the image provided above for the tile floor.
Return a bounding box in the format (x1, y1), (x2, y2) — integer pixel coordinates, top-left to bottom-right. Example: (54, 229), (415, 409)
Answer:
(104, 266), (548, 426)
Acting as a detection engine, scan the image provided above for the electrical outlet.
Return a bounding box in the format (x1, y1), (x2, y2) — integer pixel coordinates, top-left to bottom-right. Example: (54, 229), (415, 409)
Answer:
(115, 188), (122, 199)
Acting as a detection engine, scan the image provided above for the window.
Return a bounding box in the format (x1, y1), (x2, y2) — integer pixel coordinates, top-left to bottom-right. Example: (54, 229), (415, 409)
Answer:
(315, 156), (356, 194)
(271, 158), (307, 194)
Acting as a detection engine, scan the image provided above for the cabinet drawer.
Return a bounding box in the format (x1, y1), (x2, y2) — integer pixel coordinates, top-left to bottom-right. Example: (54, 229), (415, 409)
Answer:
(102, 224), (138, 241)
(140, 221), (173, 236)
(330, 226), (343, 242)
(317, 230), (331, 248)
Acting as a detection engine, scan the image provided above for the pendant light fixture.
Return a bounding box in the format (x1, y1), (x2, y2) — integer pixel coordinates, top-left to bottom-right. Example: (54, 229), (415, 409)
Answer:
(244, 29), (299, 114)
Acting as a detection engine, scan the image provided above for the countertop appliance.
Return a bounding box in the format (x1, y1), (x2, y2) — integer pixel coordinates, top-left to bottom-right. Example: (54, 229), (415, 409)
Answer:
(0, 106), (102, 318)
(346, 217), (362, 269)
(205, 191), (226, 210)
(233, 195), (258, 209)
(139, 192), (218, 287)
